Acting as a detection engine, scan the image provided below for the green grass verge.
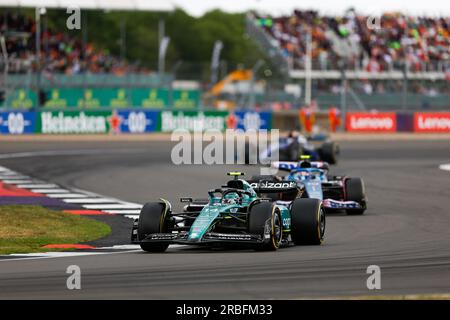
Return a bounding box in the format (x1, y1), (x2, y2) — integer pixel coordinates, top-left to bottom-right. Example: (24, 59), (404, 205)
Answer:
(0, 205), (111, 255)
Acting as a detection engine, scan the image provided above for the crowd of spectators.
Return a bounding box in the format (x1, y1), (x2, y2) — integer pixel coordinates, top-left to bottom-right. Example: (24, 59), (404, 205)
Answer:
(256, 9), (450, 73)
(0, 11), (149, 75)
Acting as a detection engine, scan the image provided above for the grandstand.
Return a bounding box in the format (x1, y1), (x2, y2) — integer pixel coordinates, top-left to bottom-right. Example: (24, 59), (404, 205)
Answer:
(247, 9), (450, 111)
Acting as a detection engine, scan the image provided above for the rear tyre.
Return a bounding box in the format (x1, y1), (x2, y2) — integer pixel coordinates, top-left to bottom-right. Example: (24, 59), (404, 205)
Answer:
(138, 202), (170, 252)
(290, 198), (325, 245)
(345, 178), (366, 215)
(248, 202), (282, 251)
(288, 142), (301, 161)
(319, 141), (339, 164)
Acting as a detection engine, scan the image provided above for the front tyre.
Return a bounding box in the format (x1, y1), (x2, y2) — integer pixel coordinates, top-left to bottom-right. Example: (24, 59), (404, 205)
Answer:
(248, 202), (282, 251)
(345, 178), (366, 215)
(319, 141), (339, 164)
(138, 202), (170, 253)
(290, 198), (325, 245)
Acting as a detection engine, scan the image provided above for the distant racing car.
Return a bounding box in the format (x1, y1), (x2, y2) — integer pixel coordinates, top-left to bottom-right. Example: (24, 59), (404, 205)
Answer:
(245, 131), (339, 165)
(131, 172), (325, 252)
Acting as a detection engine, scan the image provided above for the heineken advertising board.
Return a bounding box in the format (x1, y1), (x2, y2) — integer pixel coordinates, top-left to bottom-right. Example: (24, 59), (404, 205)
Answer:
(37, 111), (111, 134)
(233, 111), (272, 131)
(0, 110), (273, 134)
(117, 110), (160, 133)
(0, 111), (36, 134)
(160, 111), (229, 132)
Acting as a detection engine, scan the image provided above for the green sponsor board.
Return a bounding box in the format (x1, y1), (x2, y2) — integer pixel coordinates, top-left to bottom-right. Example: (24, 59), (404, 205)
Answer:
(172, 90), (200, 109)
(76, 89), (102, 108)
(37, 111), (111, 134)
(160, 110), (228, 132)
(132, 88), (169, 108)
(13, 87), (201, 109)
(43, 89), (130, 108)
(108, 88), (130, 108)
(4, 89), (36, 109)
(43, 89), (83, 108)
(77, 89), (131, 108)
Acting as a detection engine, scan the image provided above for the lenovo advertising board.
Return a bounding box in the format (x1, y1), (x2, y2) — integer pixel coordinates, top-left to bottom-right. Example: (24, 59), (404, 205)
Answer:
(346, 112), (397, 132)
(413, 113), (450, 133)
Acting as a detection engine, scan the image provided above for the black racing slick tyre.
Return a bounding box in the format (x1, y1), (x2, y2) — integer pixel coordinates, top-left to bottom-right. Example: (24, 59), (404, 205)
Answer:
(345, 178), (366, 215)
(319, 141), (339, 164)
(288, 142), (301, 161)
(290, 198), (325, 245)
(138, 202), (170, 252)
(248, 202), (282, 251)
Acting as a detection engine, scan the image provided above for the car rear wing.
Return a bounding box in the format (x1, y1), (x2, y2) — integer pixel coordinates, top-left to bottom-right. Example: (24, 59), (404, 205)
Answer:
(248, 180), (298, 193)
(271, 161), (329, 171)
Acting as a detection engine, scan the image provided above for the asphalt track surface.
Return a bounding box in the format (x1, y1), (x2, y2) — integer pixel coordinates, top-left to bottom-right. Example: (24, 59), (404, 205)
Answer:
(0, 139), (450, 299)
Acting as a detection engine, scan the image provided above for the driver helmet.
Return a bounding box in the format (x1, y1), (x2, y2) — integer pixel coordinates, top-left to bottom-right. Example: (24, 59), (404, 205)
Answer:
(299, 160), (312, 168)
(222, 192), (239, 205)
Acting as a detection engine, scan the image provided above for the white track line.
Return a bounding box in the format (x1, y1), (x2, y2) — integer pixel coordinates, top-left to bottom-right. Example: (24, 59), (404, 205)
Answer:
(17, 184), (59, 189)
(439, 164), (450, 171)
(31, 188), (70, 193)
(1, 250), (141, 261)
(0, 150), (116, 160)
(2, 180), (34, 184)
(0, 244), (188, 261)
(0, 171), (19, 176)
(47, 193), (91, 198)
(82, 204), (143, 210)
(0, 175), (30, 180)
(63, 198), (120, 204)
(105, 209), (142, 214)
(96, 245), (141, 250)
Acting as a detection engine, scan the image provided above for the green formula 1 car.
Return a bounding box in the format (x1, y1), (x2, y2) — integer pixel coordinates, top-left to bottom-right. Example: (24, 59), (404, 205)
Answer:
(131, 172), (325, 252)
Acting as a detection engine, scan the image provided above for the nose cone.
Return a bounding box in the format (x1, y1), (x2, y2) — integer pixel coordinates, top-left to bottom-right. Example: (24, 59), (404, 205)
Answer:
(188, 207), (220, 241)
(305, 181), (323, 200)
(187, 231), (202, 242)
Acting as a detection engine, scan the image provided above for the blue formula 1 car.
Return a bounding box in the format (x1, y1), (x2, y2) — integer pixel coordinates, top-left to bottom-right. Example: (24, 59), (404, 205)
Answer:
(253, 156), (367, 215)
(246, 132), (339, 165)
(131, 172), (325, 252)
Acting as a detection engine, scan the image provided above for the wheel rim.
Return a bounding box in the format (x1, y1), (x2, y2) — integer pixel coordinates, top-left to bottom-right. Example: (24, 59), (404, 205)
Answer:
(273, 213), (282, 246)
(319, 208), (325, 239)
